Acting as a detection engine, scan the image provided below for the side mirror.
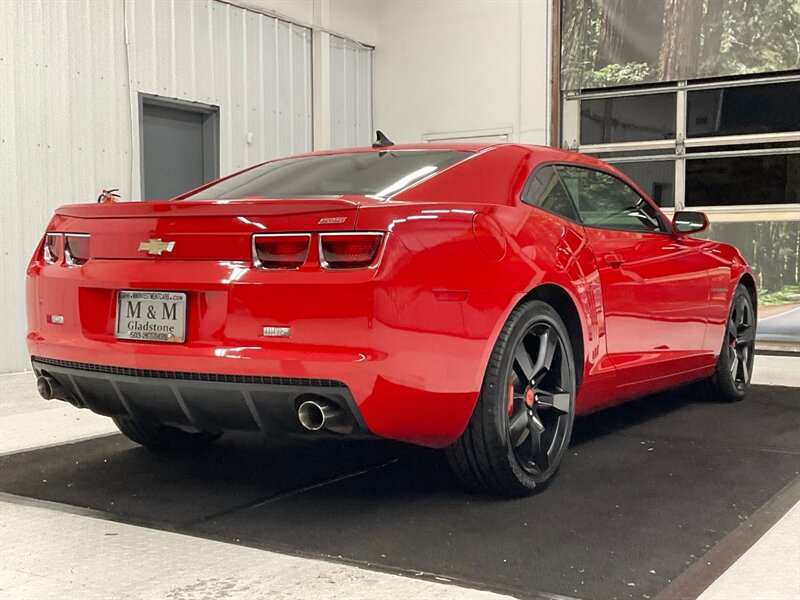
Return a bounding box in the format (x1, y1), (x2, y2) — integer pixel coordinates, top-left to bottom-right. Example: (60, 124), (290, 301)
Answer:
(672, 211), (709, 234)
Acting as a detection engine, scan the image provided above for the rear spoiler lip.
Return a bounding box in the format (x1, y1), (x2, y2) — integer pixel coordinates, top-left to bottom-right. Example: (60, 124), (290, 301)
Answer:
(53, 197), (367, 219)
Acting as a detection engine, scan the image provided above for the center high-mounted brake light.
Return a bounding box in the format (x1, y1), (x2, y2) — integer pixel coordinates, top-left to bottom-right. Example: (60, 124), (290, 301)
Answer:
(319, 233), (384, 269)
(252, 234), (311, 269)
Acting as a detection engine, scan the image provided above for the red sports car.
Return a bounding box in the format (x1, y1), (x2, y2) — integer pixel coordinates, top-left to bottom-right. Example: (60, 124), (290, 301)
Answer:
(26, 141), (756, 496)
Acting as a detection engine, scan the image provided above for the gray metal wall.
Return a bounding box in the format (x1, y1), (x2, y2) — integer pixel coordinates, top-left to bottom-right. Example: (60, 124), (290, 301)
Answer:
(0, 0), (370, 373)
(128, 0), (312, 180)
(330, 35), (373, 148)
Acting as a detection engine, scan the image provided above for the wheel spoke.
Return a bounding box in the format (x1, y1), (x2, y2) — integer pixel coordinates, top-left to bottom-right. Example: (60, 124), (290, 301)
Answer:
(529, 409), (545, 433)
(514, 343), (535, 382)
(531, 329), (557, 384)
(740, 348), (750, 383)
(727, 317), (737, 338)
(528, 412), (549, 471)
(736, 326), (755, 346)
(734, 296), (746, 326)
(509, 410), (529, 446)
(729, 352), (739, 378)
(536, 391), (571, 414)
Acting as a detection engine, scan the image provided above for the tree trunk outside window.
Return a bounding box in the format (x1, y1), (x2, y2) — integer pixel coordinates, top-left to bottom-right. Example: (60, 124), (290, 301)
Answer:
(659, 0), (704, 80)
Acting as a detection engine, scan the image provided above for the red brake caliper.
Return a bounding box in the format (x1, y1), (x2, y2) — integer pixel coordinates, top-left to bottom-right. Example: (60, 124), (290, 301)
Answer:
(507, 382), (515, 415)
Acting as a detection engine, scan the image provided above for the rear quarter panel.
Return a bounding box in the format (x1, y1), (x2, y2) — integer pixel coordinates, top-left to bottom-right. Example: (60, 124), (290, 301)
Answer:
(356, 194), (611, 440)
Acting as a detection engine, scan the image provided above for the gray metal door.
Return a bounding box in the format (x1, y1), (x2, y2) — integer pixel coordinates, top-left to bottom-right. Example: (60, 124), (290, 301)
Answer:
(141, 99), (219, 200)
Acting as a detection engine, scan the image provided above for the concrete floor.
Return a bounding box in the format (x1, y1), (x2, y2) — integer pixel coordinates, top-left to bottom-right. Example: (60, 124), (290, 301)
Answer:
(1, 356), (798, 600)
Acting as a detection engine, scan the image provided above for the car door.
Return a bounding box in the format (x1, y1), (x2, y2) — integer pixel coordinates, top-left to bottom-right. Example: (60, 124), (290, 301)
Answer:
(519, 165), (619, 410)
(554, 165), (713, 389)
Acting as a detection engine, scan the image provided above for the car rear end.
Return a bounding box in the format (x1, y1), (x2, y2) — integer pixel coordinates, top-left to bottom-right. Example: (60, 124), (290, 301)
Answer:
(26, 146), (529, 448)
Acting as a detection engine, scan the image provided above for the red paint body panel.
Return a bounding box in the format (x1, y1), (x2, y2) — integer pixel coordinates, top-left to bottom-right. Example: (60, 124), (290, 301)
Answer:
(26, 144), (754, 448)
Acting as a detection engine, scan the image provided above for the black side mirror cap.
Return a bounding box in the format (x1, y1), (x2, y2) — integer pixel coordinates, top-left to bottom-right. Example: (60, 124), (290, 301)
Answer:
(672, 211), (709, 234)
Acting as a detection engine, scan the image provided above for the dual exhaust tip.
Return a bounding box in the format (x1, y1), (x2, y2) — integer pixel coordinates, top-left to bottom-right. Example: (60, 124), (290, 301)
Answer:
(36, 374), (82, 407)
(36, 375), (67, 401)
(297, 398), (351, 434)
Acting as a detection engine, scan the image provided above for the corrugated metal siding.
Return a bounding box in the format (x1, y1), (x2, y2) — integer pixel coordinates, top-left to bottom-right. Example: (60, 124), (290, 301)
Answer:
(1, 0), (132, 374)
(0, 0), (315, 373)
(330, 35), (373, 148)
(127, 0), (313, 185)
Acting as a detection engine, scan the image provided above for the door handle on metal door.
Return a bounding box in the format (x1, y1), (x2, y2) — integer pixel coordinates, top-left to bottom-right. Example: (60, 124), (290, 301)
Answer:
(603, 253), (624, 268)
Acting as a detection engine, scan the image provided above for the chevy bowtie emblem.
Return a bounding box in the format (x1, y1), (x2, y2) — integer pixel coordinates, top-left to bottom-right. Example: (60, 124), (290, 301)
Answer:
(138, 238), (175, 255)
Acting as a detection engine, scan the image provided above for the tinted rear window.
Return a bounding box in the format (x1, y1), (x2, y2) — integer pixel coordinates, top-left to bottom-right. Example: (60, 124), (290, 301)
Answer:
(182, 150), (472, 200)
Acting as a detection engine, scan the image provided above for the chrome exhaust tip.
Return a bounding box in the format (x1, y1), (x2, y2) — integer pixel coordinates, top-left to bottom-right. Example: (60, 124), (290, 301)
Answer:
(297, 399), (350, 433)
(36, 375), (64, 401)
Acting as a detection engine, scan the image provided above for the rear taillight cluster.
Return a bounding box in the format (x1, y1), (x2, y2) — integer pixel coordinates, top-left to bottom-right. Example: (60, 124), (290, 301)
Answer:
(252, 234), (311, 269)
(42, 233), (90, 266)
(320, 233), (384, 269)
(252, 232), (384, 270)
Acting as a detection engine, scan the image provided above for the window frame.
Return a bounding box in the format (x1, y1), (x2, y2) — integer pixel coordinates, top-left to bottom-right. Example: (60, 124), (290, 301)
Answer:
(519, 164), (583, 224)
(520, 161), (673, 235)
(562, 72), (800, 213)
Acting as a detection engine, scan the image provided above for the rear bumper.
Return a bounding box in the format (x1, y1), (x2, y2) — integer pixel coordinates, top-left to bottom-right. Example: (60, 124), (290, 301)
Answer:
(31, 356), (366, 437)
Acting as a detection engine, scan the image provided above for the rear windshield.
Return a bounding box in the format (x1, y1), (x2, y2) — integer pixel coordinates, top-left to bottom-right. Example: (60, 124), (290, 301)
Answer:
(181, 150), (472, 200)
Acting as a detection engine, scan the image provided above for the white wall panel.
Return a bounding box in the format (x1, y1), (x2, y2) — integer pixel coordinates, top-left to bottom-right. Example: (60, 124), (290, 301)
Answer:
(373, 0), (550, 145)
(330, 36), (373, 148)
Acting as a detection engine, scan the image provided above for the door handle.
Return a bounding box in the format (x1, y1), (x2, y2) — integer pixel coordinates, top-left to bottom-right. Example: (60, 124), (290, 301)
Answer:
(603, 253), (625, 268)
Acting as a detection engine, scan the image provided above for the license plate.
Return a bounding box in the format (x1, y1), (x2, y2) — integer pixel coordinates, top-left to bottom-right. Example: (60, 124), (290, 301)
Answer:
(115, 290), (187, 343)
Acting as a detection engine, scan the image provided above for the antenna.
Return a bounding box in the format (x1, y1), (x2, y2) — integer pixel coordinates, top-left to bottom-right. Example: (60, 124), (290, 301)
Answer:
(372, 130), (395, 149)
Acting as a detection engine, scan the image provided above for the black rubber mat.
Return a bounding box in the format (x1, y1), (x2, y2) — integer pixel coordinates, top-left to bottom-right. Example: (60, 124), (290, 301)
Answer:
(2, 385), (798, 600)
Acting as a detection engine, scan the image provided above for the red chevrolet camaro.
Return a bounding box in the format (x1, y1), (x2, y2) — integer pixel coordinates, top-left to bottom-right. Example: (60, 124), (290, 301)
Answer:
(26, 142), (756, 496)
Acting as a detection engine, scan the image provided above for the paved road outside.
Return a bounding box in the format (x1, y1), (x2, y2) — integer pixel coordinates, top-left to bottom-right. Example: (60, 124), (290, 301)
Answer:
(758, 305), (800, 343)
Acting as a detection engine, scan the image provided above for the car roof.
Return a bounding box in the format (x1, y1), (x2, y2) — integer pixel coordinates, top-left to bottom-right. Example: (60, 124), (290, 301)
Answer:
(281, 142), (610, 168)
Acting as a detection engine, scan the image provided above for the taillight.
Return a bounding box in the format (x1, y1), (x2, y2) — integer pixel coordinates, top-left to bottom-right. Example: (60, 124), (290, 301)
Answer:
(65, 234), (90, 266)
(43, 233), (62, 264)
(319, 233), (384, 269)
(253, 234), (310, 269)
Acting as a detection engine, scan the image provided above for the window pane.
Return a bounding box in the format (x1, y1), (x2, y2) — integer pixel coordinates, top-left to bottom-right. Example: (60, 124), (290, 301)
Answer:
(687, 82), (800, 138)
(686, 141), (800, 154)
(183, 151), (472, 200)
(592, 148), (675, 160)
(522, 166), (579, 222)
(611, 161), (675, 207)
(685, 154), (800, 206)
(580, 94), (676, 145)
(556, 166), (665, 233)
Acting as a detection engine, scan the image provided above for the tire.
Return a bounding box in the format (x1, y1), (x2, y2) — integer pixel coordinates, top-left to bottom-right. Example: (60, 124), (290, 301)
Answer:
(707, 284), (756, 403)
(446, 300), (577, 497)
(113, 416), (221, 451)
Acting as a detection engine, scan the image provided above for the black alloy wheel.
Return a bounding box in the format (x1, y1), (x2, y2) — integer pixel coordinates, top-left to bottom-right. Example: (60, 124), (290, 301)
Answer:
(726, 292), (756, 391)
(446, 300), (576, 496)
(506, 322), (573, 478)
(707, 284), (756, 403)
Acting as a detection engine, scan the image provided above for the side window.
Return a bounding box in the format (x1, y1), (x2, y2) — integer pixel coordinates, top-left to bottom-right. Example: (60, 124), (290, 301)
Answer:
(555, 166), (666, 233)
(521, 165), (580, 222)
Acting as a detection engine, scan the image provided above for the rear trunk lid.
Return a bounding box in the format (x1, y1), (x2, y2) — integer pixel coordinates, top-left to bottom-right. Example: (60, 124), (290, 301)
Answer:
(54, 198), (363, 261)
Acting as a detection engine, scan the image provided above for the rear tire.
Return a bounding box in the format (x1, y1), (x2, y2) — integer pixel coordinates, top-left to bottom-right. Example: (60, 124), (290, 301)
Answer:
(113, 416), (221, 451)
(707, 284), (756, 403)
(446, 300), (577, 497)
